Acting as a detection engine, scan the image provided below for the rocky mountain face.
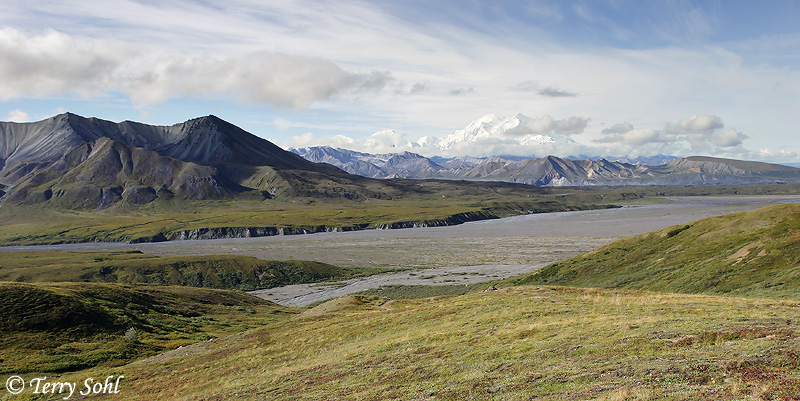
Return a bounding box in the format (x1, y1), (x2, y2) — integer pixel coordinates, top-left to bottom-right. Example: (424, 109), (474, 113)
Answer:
(0, 113), (384, 209)
(292, 146), (800, 186)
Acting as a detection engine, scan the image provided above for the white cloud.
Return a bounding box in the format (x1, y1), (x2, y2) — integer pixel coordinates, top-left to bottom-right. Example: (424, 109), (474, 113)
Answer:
(710, 129), (748, 147)
(0, 27), (124, 99)
(5, 109), (30, 122)
(595, 114), (749, 155)
(602, 122), (634, 134)
(596, 127), (666, 146)
(500, 115), (589, 138)
(0, 27), (392, 109)
(672, 114), (724, 133)
(288, 132), (318, 147)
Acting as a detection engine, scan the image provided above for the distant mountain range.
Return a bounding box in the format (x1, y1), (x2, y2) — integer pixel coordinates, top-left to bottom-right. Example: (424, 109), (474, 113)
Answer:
(292, 146), (800, 186)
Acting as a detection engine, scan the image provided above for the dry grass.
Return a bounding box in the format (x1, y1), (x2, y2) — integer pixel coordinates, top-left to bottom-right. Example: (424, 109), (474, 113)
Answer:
(27, 286), (800, 400)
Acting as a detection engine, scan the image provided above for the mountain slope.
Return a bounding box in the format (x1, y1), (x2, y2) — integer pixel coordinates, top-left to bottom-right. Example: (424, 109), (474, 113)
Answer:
(5, 137), (236, 208)
(155, 115), (328, 170)
(0, 113), (325, 171)
(292, 146), (448, 179)
(661, 156), (800, 184)
(514, 203), (800, 298)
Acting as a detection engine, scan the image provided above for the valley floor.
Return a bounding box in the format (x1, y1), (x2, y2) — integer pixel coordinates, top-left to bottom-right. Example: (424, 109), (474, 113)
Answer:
(5, 195), (799, 306)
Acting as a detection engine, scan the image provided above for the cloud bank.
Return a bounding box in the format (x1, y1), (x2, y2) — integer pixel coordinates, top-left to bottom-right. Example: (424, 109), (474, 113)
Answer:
(0, 27), (391, 108)
(596, 114), (749, 154)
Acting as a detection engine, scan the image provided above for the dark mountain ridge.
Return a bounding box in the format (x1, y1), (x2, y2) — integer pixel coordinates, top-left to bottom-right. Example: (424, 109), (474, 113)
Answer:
(0, 113), (378, 209)
(0, 113), (326, 170)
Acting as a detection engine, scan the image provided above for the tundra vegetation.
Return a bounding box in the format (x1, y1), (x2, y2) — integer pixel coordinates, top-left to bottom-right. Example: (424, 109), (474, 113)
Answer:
(28, 288), (800, 400)
(3, 201), (800, 399)
(0, 282), (295, 375)
(0, 250), (380, 291)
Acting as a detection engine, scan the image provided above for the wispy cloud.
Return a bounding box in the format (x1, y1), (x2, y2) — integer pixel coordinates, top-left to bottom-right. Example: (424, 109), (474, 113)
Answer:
(449, 87), (475, 96)
(510, 81), (577, 97)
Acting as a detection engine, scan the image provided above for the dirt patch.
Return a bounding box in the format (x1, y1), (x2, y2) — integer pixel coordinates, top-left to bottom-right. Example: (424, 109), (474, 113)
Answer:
(728, 242), (764, 264)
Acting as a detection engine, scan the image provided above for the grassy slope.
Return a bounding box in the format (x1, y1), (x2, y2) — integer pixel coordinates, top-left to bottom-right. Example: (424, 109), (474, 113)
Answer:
(40, 288), (800, 400)
(0, 282), (297, 374)
(0, 250), (371, 291)
(512, 203), (800, 298)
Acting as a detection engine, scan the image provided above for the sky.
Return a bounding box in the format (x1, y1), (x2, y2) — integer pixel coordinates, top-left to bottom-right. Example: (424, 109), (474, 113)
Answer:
(1, 0), (799, 162)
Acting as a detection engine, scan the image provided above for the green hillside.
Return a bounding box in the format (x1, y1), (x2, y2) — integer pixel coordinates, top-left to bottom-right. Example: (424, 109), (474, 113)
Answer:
(0, 282), (296, 374)
(513, 203), (800, 298)
(0, 250), (371, 291)
(44, 288), (800, 400)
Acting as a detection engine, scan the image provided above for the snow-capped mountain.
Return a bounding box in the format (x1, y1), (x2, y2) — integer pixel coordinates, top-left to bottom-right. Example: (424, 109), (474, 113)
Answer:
(291, 147), (447, 178)
(436, 114), (523, 150)
(607, 155), (677, 166)
(432, 113), (580, 156)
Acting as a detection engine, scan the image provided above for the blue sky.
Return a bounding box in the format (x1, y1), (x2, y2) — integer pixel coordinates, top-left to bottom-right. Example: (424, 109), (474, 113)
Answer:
(1, 0), (799, 161)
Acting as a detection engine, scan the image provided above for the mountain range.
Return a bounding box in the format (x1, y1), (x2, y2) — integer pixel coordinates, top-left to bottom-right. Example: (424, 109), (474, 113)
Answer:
(0, 113), (579, 211)
(292, 146), (800, 186)
(2, 113), (799, 212)
(0, 113), (435, 209)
